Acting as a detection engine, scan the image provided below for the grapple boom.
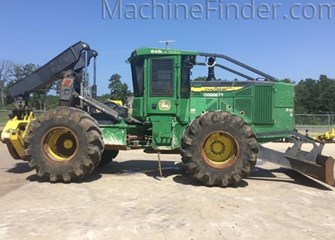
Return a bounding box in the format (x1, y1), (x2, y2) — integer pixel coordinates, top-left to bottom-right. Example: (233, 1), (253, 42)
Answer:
(7, 41), (91, 98)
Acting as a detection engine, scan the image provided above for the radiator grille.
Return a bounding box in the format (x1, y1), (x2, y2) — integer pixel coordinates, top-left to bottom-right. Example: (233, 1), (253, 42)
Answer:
(253, 86), (273, 124)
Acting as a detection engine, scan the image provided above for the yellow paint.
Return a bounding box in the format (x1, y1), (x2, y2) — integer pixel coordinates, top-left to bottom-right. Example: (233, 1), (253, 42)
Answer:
(63, 139), (74, 149)
(0, 113), (35, 159)
(191, 86), (243, 92)
(44, 128), (77, 162)
(203, 132), (237, 164)
(107, 99), (123, 107)
(315, 129), (335, 141)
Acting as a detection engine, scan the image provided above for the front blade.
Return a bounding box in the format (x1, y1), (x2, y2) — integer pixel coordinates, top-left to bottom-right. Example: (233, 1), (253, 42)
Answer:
(258, 145), (335, 186)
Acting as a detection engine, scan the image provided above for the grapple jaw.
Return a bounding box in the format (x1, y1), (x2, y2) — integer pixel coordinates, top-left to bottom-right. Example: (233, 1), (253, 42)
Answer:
(258, 132), (335, 186)
(1, 113), (35, 161)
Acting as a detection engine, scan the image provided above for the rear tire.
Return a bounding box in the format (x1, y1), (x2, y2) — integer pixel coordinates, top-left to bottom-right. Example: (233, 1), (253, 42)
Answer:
(181, 111), (258, 187)
(25, 107), (104, 183)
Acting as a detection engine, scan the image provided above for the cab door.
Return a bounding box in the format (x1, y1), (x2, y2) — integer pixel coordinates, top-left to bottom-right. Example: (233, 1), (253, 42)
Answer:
(146, 56), (177, 115)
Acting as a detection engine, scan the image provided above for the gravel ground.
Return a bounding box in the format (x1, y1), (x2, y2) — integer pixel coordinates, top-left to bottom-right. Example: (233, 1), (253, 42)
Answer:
(0, 142), (334, 240)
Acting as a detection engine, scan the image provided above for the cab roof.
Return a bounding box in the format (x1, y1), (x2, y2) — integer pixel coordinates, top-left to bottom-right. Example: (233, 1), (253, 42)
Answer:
(129, 48), (199, 60)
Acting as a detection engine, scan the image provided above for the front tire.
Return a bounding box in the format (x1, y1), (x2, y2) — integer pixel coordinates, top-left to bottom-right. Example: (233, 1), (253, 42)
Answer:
(181, 111), (258, 187)
(25, 107), (104, 183)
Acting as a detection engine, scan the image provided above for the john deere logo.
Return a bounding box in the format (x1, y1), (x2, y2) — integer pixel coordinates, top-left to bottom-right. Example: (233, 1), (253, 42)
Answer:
(159, 100), (171, 111)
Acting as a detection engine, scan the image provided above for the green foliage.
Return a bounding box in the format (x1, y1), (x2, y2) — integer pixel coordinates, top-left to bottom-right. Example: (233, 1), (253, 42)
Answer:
(97, 94), (111, 102)
(0, 60), (14, 108)
(11, 63), (52, 110)
(108, 73), (132, 104)
(280, 78), (295, 84)
(0, 111), (9, 127)
(192, 76), (207, 81)
(295, 75), (335, 114)
(4, 63), (41, 105)
(11, 63), (39, 80)
(45, 95), (59, 109)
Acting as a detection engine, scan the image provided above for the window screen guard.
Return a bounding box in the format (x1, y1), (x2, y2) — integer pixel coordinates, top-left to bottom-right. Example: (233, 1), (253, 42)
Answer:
(150, 58), (174, 97)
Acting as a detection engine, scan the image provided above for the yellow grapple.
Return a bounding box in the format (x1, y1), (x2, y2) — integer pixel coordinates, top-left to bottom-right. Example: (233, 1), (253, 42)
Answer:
(0, 113), (35, 160)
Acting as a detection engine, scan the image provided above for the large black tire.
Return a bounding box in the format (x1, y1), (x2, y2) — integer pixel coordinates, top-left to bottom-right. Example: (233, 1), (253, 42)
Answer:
(99, 150), (119, 166)
(25, 107), (104, 183)
(181, 111), (258, 187)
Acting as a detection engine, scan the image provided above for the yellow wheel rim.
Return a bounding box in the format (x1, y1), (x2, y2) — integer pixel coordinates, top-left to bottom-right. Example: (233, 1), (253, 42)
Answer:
(63, 139), (74, 149)
(42, 127), (78, 163)
(202, 131), (238, 168)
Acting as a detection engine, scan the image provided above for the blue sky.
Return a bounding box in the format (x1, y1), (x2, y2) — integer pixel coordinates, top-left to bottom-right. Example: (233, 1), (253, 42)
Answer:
(0, 0), (334, 94)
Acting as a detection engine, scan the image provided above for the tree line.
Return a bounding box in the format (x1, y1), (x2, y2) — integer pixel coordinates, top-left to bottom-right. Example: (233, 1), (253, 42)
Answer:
(295, 75), (335, 114)
(0, 61), (47, 109)
(0, 60), (132, 110)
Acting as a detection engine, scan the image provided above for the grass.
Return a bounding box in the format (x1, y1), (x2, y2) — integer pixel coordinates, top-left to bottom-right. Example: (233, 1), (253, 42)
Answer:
(0, 111), (9, 129)
(0, 110), (45, 131)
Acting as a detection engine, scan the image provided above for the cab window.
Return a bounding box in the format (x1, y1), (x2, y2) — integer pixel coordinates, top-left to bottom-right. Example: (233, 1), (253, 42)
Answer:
(150, 58), (174, 97)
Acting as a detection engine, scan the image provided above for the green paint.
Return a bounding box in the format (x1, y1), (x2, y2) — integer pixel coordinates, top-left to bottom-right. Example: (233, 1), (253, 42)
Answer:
(101, 125), (127, 146)
(102, 48), (295, 151)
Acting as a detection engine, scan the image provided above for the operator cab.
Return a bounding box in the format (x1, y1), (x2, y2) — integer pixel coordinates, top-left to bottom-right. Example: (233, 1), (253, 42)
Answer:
(129, 48), (198, 122)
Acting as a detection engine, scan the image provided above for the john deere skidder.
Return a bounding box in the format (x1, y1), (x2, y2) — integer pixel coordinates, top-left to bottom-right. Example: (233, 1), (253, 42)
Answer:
(1, 42), (334, 187)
